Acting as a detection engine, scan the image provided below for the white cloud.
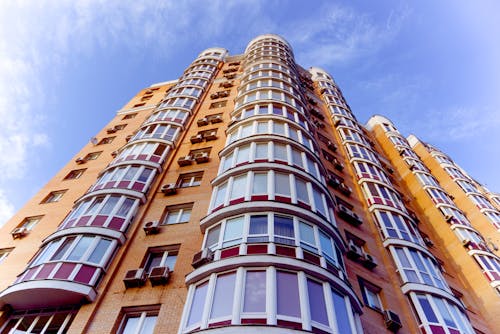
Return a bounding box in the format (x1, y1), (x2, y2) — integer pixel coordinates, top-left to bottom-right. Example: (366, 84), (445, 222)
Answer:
(0, 190), (15, 228)
(289, 3), (410, 67)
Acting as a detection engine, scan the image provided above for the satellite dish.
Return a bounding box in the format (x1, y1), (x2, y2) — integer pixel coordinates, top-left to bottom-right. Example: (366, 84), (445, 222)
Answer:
(90, 137), (98, 145)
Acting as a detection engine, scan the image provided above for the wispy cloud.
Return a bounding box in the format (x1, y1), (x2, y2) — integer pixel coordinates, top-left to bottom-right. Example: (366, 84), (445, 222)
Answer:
(289, 3), (411, 67)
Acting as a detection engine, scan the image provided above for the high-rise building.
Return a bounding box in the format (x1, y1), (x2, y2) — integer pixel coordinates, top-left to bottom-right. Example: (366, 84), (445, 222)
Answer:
(0, 34), (498, 334)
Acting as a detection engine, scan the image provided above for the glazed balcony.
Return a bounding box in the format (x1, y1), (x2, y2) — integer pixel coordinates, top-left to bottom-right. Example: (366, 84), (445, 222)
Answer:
(0, 230), (118, 309)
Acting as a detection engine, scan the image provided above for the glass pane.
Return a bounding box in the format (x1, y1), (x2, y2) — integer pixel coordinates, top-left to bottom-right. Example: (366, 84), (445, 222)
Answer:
(275, 173), (290, 196)
(100, 196), (119, 215)
(88, 239), (112, 264)
(299, 222), (315, 246)
(187, 283), (208, 326)
(230, 175), (246, 199)
(67, 236), (93, 261)
(434, 297), (456, 328)
(249, 215), (267, 235)
(180, 209), (191, 223)
(274, 215), (294, 245)
(243, 271), (266, 312)
(51, 237), (76, 261)
(417, 295), (438, 323)
(255, 143), (268, 160)
(210, 273), (236, 319)
(165, 255), (177, 271)
(206, 225), (221, 249)
(307, 279), (328, 325)
(332, 289), (353, 334)
(140, 315), (157, 334)
(165, 211), (180, 225)
(277, 271), (300, 317)
(319, 231), (335, 261)
(252, 173), (267, 194)
(122, 316), (140, 334)
(117, 198), (135, 217)
(223, 217), (244, 247)
(296, 179), (309, 203)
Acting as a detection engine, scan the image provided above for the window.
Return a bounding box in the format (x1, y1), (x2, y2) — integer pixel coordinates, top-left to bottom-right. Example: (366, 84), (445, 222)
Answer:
(64, 168), (86, 180)
(0, 248), (13, 264)
(41, 190), (67, 203)
(18, 215), (43, 231)
(122, 113), (137, 120)
(359, 279), (383, 311)
(30, 234), (115, 267)
(209, 100), (227, 108)
(118, 306), (159, 334)
(143, 245), (179, 273)
(84, 151), (102, 160)
(2, 308), (77, 334)
(98, 136), (116, 145)
(163, 204), (193, 225)
(178, 172), (203, 188)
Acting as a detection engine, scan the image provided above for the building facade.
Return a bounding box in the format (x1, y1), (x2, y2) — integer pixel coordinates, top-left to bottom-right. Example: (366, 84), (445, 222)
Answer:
(0, 34), (498, 334)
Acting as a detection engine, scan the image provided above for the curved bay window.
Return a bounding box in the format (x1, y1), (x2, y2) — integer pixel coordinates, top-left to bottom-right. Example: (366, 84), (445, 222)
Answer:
(210, 169), (334, 221)
(130, 123), (180, 143)
(226, 119), (315, 152)
(16, 233), (117, 285)
(391, 246), (448, 291)
(89, 165), (156, 194)
(59, 194), (139, 232)
(114, 141), (170, 165)
(182, 267), (361, 333)
(202, 212), (344, 273)
(145, 108), (189, 125)
(219, 140), (321, 181)
(374, 210), (423, 245)
(233, 102), (308, 129)
(362, 182), (407, 212)
(411, 293), (475, 334)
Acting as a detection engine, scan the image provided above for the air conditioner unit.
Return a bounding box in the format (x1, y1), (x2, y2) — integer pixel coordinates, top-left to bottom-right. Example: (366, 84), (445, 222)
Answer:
(339, 183), (352, 196)
(178, 155), (194, 166)
(221, 82), (233, 88)
(192, 248), (214, 269)
(210, 93), (219, 99)
(143, 221), (160, 235)
(195, 152), (209, 163)
(423, 237), (434, 247)
(362, 253), (378, 270)
(190, 134), (204, 144)
(123, 269), (146, 288)
(204, 131), (217, 141)
(327, 141), (337, 151)
(346, 240), (363, 260)
(337, 204), (363, 226)
(327, 175), (341, 188)
(161, 184), (177, 195)
(111, 150), (118, 157)
(11, 227), (28, 239)
(333, 159), (344, 171)
(75, 157), (86, 164)
(106, 127), (117, 134)
(197, 118), (209, 126)
(445, 214), (454, 223)
(384, 310), (402, 332)
(210, 115), (223, 123)
(148, 266), (170, 286)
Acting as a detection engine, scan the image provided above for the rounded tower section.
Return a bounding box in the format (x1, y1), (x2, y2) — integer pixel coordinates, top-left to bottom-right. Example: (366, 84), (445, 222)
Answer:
(179, 35), (363, 334)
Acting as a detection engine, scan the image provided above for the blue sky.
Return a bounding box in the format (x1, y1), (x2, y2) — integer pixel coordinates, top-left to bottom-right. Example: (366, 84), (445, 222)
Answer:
(0, 0), (499, 226)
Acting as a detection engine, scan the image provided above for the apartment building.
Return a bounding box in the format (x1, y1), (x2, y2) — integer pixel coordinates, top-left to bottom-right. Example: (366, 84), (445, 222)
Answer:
(0, 34), (497, 334)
